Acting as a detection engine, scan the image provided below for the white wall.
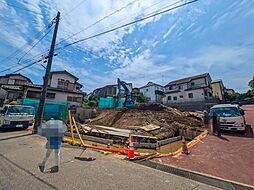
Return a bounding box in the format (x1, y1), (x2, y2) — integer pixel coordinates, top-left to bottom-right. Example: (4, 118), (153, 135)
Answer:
(163, 88), (205, 103)
(140, 85), (164, 102)
(140, 86), (156, 102)
(47, 91), (83, 107)
(50, 73), (76, 88)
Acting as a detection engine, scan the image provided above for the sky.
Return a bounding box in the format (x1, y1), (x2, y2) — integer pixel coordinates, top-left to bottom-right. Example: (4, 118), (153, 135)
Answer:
(0, 0), (253, 93)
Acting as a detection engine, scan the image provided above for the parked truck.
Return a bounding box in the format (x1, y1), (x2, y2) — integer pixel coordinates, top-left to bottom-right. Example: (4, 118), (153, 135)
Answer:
(0, 105), (35, 129)
(210, 104), (246, 131)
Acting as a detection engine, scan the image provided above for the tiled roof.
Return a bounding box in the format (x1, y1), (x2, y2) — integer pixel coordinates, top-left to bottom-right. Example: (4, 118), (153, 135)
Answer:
(165, 73), (210, 86)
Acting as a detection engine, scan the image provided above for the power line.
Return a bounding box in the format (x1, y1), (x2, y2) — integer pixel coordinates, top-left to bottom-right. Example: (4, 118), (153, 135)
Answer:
(0, 54), (45, 74)
(56, 0), (139, 47)
(0, 18), (55, 66)
(4, 0), (198, 75)
(17, 25), (54, 64)
(5, 52), (58, 74)
(0, 28), (53, 73)
(102, 0), (175, 32)
(61, 0), (198, 49)
(0, 0), (42, 15)
(62, 0), (87, 18)
(12, 59), (43, 74)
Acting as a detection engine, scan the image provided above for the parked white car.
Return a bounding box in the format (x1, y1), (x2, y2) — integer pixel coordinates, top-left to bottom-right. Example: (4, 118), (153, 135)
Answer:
(210, 104), (246, 131)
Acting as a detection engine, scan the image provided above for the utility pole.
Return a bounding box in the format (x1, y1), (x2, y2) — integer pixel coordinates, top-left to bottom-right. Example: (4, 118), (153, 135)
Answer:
(33, 11), (60, 134)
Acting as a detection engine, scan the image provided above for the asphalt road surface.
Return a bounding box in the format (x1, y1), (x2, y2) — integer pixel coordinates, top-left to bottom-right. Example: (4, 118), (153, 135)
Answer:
(0, 130), (219, 190)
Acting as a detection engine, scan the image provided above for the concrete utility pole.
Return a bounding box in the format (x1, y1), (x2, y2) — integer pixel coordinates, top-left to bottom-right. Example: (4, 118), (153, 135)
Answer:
(33, 11), (60, 134)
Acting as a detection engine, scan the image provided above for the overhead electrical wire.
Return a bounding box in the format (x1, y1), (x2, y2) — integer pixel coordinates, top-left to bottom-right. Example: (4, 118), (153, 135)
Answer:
(17, 25), (54, 64)
(0, 20), (56, 73)
(54, 0), (169, 53)
(62, 0), (87, 19)
(0, 17), (56, 67)
(103, 0), (182, 31)
(56, 0), (140, 47)
(5, 0), (198, 74)
(61, 0), (198, 49)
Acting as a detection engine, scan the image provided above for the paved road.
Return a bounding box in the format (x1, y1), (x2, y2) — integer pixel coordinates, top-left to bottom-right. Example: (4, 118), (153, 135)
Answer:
(0, 131), (218, 190)
(156, 105), (254, 186)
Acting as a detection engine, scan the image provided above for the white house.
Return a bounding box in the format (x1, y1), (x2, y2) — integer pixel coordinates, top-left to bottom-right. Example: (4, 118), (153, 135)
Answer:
(24, 70), (85, 107)
(163, 73), (213, 104)
(139, 82), (164, 103)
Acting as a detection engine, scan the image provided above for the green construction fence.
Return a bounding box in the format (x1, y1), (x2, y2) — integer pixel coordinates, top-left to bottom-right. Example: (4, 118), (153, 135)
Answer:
(22, 98), (68, 121)
(98, 97), (124, 109)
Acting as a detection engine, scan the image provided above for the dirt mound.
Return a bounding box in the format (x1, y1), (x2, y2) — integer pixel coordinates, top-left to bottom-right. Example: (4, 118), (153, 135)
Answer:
(87, 103), (204, 139)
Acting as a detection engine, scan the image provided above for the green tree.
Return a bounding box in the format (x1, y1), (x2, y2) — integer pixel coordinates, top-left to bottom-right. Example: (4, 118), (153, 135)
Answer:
(225, 78), (254, 103)
(82, 93), (99, 108)
(137, 93), (149, 103)
(248, 78), (254, 91)
(225, 92), (240, 102)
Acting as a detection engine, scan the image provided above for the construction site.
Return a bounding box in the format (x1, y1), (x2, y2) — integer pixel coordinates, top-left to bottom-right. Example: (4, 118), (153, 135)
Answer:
(63, 78), (207, 155)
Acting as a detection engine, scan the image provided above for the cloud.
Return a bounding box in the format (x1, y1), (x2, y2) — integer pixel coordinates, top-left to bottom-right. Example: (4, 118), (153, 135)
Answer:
(112, 49), (174, 87)
(163, 23), (176, 39)
(166, 45), (254, 92)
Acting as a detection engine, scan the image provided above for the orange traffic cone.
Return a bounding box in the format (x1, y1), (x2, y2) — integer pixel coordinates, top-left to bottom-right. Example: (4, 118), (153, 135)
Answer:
(128, 135), (135, 159)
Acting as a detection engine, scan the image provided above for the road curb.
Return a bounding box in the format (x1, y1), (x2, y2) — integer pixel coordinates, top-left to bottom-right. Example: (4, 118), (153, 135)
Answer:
(0, 133), (33, 141)
(134, 160), (254, 190)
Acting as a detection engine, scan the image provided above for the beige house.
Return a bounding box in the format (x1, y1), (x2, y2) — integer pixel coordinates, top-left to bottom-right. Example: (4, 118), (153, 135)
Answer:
(0, 71), (85, 107)
(211, 80), (225, 101)
(163, 73), (213, 103)
(0, 73), (33, 102)
(24, 71), (84, 107)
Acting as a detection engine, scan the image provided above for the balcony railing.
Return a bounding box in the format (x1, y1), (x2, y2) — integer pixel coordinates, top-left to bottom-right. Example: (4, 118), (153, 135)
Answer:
(56, 82), (81, 91)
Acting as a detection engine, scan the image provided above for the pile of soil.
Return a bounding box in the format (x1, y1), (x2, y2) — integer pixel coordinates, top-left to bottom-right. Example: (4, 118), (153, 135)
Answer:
(87, 103), (204, 139)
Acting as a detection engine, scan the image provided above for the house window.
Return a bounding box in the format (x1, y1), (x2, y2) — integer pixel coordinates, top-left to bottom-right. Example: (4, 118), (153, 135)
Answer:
(146, 89), (148, 92)
(190, 82), (195, 86)
(188, 93), (193, 98)
(14, 79), (26, 85)
(168, 86), (172, 90)
(76, 97), (82, 103)
(167, 96), (171, 101)
(67, 96), (73, 101)
(178, 85), (182, 90)
(67, 96), (82, 103)
(57, 79), (65, 89)
(46, 93), (55, 99)
(26, 91), (41, 99)
(173, 97), (177, 101)
(179, 95), (183, 98)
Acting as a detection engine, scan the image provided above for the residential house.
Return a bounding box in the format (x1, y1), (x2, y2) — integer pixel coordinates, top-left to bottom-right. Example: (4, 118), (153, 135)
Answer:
(24, 70), (84, 107)
(211, 79), (225, 102)
(0, 73), (33, 102)
(139, 82), (164, 103)
(93, 83), (133, 98)
(0, 71), (85, 107)
(163, 73), (213, 104)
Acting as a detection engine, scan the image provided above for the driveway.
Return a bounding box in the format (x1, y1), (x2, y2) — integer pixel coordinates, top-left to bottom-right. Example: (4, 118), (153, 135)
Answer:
(154, 104), (254, 186)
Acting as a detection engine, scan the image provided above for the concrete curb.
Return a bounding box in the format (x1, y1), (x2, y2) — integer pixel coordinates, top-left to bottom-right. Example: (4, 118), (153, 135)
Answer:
(0, 133), (33, 141)
(134, 160), (254, 190)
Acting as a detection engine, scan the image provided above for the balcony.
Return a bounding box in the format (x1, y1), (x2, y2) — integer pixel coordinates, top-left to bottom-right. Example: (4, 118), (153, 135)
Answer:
(57, 82), (81, 92)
